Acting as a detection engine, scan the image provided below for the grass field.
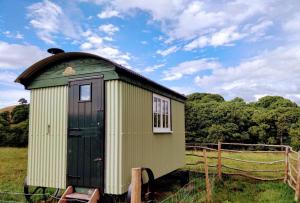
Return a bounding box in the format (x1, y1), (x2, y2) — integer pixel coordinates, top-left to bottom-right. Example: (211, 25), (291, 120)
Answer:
(0, 147), (296, 202)
(0, 147), (27, 202)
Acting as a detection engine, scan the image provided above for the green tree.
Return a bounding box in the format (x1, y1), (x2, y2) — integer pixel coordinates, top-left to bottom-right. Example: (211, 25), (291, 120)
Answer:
(11, 104), (29, 124)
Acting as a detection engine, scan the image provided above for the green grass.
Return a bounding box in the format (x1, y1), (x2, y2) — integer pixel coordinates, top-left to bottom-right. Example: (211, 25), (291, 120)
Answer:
(0, 147), (296, 202)
(0, 147), (27, 202)
(159, 175), (295, 203)
(212, 176), (294, 203)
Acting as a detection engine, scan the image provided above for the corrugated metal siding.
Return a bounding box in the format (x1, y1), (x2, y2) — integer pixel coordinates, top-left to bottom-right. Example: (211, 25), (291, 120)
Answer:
(105, 81), (123, 194)
(28, 86), (68, 189)
(105, 81), (185, 194)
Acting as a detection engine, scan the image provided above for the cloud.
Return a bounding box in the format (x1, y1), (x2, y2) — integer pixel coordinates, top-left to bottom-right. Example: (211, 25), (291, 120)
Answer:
(194, 45), (300, 102)
(111, 0), (185, 21)
(80, 30), (131, 67)
(184, 26), (244, 50)
(156, 45), (179, 56)
(0, 41), (47, 69)
(98, 7), (120, 18)
(163, 59), (220, 81)
(27, 0), (82, 44)
(169, 86), (194, 95)
(144, 63), (165, 73)
(0, 89), (29, 108)
(2, 31), (24, 39)
(98, 24), (119, 35)
(0, 71), (19, 87)
(101, 0), (300, 51)
(0, 71), (29, 108)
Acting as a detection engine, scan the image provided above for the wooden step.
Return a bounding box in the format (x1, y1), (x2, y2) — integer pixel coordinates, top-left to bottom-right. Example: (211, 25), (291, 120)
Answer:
(58, 186), (100, 203)
(66, 192), (91, 201)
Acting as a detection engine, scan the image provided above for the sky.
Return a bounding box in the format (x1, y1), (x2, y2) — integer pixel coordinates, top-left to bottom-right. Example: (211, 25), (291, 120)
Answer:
(1, 0), (300, 108)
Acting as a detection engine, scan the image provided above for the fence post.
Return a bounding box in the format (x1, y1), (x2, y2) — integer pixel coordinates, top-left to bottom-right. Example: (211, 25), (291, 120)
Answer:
(131, 168), (142, 203)
(203, 149), (212, 203)
(284, 146), (289, 183)
(295, 152), (300, 202)
(217, 142), (222, 181)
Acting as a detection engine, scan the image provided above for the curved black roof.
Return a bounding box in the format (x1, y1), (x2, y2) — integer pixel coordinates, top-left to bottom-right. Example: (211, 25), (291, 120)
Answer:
(16, 52), (186, 101)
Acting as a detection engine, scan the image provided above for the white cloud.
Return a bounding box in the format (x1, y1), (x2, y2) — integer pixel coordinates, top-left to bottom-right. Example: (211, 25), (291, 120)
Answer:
(27, 0), (81, 44)
(156, 45), (179, 56)
(144, 63), (165, 72)
(283, 14), (300, 41)
(0, 89), (29, 108)
(101, 0), (300, 51)
(184, 26), (244, 50)
(0, 71), (19, 87)
(169, 86), (194, 95)
(194, 45), (300, 102)
(210, 26), (243, 46)
(80, 30), (131, 68)
(80, 42), (93, 49)
(2, 31), (24, 39)
(0, 41), (47, 69)
(163, 59), (220, 81)
(111, 0), (185, 21)
(98, 24), (119, 35)
(98, 7), (120, 19)
(78, 0), (108, 5)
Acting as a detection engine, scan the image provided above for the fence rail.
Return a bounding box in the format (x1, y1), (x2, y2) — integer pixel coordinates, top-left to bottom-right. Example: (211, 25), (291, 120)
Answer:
(129, 142), (300, 203)
(186, 142), (300, 202)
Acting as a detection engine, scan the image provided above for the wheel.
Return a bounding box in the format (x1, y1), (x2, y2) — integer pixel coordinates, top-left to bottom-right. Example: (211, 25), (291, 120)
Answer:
(23, 177), (61, 202)
(179, 170), (189, 186)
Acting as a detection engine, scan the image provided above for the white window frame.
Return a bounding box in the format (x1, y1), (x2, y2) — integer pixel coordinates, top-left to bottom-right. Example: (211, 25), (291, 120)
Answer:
(153, 93), (171, 133)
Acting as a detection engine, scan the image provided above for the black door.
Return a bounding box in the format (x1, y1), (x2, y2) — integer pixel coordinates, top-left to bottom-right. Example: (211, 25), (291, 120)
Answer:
(67, 77), (104, 189)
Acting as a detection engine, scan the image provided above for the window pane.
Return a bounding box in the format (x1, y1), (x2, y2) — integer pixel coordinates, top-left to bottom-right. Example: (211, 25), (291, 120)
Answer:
(162, 113), (165, 128)
(157, 113), (161, 127)
(166, 115), (168, 128)
(154, 97), (157, 112)
(157, 99), (161, 113)
(80, 85), (91, 101)
(165, 102), (168, 114)
(154, 113), (157, 127)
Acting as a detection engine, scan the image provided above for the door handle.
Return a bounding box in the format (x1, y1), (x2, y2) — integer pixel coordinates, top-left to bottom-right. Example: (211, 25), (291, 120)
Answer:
(93, 157), (102, 162)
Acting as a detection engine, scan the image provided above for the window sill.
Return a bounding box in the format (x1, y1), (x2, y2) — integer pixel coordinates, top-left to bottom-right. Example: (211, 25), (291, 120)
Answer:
(153, 131), (173, 134)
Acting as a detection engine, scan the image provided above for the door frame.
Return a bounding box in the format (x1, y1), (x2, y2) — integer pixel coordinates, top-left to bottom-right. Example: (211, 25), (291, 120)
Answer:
(67, 74), (105, 191)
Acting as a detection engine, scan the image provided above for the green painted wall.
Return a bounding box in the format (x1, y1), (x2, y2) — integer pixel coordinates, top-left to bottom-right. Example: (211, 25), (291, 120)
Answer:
(25, 58), (185, 102)
(27, 58), (117, 89)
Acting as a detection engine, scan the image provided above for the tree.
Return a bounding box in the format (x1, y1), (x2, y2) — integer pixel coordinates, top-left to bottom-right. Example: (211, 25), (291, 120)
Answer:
(18, 98), (28, 105)
(290, 121), (300, 150)
(11, 104), (29, 124)
(185, 92), (300, 147)
(187, 93), (225, 103)
(255, 96), (297, 109)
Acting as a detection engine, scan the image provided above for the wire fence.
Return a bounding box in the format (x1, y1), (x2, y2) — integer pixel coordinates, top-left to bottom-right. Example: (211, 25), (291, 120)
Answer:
(2, 142), (299, 203)
(158, 142), (300, 203)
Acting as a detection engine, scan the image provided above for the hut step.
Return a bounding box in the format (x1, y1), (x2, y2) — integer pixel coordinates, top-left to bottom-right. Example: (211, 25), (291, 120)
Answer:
(66, 192), (91, 200)
(58, 186), (100, 203)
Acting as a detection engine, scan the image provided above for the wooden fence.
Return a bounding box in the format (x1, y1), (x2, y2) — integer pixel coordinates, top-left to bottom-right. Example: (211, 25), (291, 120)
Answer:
(130, 142), (300, 203)
(186, 142), (300, 202)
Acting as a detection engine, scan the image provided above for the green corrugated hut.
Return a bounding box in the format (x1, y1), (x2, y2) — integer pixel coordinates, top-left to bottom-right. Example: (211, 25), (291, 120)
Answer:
(16, 49), (186, 202)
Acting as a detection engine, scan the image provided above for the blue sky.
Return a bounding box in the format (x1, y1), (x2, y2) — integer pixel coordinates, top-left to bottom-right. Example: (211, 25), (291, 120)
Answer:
(1, 0), (300, 107)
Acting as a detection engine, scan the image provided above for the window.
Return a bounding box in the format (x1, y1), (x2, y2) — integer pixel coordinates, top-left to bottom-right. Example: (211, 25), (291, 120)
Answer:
(153, 94), (171, 133)
(80, 84), (91, 101)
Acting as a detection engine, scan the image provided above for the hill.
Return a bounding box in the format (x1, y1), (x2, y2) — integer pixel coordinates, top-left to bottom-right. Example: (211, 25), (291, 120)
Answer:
(0, 105), (18, 114)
